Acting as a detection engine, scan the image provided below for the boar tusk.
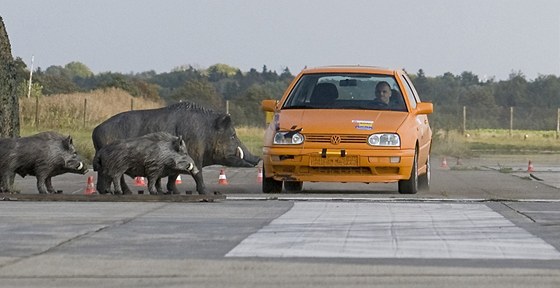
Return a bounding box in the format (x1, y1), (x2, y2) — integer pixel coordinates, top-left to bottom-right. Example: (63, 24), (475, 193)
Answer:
(187, 163), (193, 171)
(237, 146), (244, 160)
(77, 162), (83, 170)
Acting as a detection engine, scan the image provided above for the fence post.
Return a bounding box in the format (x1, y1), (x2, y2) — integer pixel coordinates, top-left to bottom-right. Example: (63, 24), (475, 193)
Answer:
(83, 98), (87, 128)
(462, 106), (466, 135)
(557, 107), (559, 139)
(509, 107), (513, 137)
(34, 96), (39, 129)
(131, 98), (134, 111)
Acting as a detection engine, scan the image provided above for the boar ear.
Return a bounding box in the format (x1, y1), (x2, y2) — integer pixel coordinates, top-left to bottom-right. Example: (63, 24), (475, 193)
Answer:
(63, 135), (73, 149)
(172, 136), (185, 152)
(214, 114), (232, 130)
(177, 136), (187, 148)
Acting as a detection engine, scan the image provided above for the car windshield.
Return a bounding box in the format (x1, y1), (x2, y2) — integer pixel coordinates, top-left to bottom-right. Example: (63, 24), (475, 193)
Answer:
(282, 73), (407, 112)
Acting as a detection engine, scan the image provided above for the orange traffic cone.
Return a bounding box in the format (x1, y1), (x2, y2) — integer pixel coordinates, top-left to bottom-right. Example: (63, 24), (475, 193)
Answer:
(176, 175), (182, 184)
(527, 160), (534, 172)
(440, 157), (449, 169)
(257, 167), (263, 183)
(134, 176), (146, 186)
(84, 176), (96, 195)
(218, 169), (228, 185)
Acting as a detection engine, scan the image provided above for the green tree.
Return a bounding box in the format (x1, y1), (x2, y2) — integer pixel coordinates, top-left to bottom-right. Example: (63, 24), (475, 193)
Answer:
(0, 16), (19, 137)
(37, 72), (80, 95)
(230, 84), (273, 127)
(458, 85), (499, 128)
(171, 78), (224, 110)
(494, 71), (528, 107)
(206, 63), (239, 82)
(65, 61), (93, 78)
(16, 80), (43, 98)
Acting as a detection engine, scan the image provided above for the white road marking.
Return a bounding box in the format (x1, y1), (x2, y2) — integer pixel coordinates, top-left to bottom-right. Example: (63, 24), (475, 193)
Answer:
(226, 202), (560, 259)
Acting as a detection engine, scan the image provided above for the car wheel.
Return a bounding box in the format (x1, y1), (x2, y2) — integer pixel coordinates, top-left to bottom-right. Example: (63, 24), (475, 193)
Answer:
(262, 166), (283, 193)
(398, 149), (419, 194)
(418, 153), (430, 191)
(284, 181), (303, 193)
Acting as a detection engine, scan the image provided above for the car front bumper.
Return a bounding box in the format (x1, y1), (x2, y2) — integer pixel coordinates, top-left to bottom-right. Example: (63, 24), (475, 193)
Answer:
(262, 147), (415, 183)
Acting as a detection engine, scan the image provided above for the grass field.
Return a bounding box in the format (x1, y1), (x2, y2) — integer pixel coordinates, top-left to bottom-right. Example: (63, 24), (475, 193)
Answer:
(18, 90), (560, 164)
(433, 129), (560, 158)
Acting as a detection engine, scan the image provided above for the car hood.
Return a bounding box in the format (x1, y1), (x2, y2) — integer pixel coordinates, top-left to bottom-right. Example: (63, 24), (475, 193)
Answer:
(276, 109), (409, 134)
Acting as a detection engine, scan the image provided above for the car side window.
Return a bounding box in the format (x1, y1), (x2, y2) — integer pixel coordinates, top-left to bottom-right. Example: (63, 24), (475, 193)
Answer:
(400, 75), (417, 109)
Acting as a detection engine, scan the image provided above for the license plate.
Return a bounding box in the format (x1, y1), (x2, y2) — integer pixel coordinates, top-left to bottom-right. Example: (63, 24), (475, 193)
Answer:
(309, 155), (359, 167)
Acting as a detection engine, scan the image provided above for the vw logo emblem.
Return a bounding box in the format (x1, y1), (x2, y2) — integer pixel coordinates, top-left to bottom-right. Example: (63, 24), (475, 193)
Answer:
(330, 135), (341, 145)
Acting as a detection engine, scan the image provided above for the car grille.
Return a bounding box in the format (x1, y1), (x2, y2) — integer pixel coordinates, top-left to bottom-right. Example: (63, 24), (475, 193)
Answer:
(305, 134), (368, 144)
(309, 167), (398, 175)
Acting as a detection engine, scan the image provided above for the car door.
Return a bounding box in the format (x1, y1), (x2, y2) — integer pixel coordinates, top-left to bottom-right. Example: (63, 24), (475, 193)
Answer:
(400, 73), (432, 166)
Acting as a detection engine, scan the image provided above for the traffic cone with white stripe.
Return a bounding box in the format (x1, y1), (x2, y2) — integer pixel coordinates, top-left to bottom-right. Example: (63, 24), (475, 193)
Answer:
(218, 169), (228, 185)
(134, 176), (146, 186)
(84, 176), (96, 195)
(257, 167), (263, 183)
(527, 160), (534, 172)
(176, 175), (182, 184)
(440, 157), (449, 169)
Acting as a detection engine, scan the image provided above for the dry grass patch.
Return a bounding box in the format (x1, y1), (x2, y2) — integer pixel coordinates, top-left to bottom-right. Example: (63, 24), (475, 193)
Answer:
(20, 88), (164, 130)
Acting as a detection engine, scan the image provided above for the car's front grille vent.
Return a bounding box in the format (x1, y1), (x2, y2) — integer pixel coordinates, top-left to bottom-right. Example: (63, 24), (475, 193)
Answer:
(305, 134), (368, 144)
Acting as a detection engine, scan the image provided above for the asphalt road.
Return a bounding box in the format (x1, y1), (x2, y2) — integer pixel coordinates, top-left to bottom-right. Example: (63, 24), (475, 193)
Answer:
(1, 156), (560, 287)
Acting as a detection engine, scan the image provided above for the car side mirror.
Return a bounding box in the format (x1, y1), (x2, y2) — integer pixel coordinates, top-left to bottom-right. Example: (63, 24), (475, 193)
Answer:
(262, 99), (278, 112)
(415, 102), (433, 115)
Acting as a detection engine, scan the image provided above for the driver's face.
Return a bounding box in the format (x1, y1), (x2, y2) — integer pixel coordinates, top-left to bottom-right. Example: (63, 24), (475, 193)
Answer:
(375, 85), (391, 103)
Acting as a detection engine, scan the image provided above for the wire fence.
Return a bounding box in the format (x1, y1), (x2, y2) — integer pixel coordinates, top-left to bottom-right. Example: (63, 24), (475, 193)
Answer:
(432, 105), (560, 137)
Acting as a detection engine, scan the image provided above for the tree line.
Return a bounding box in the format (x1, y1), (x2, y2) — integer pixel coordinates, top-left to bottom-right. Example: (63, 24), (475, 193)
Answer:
(13, 60), (293, 127)
(9, 57), (560, 131)
(411, 70), (560, 132)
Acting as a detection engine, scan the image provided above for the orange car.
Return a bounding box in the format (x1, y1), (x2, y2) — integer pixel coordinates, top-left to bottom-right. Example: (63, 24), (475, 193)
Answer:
(261, 66), (433, 194)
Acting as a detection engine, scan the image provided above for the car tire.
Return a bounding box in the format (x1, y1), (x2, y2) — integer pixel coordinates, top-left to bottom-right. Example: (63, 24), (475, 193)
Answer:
(418, 153), (430, 191)
(398, 149), (419, 194)
(284, 181), (303, 193)
(262, 166), (283, 193)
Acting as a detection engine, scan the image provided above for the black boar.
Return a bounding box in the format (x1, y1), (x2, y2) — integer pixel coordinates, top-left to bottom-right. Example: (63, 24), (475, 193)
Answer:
(92, 101), (261, 195)
(0, 131), (88, 194)
(93, 132), (198, 195)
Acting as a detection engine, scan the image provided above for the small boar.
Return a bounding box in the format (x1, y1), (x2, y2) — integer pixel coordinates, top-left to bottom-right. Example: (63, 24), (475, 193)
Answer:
(92, 101), (261, 195)
(93, 132), (198, 195)
(0, 131), (88, 194)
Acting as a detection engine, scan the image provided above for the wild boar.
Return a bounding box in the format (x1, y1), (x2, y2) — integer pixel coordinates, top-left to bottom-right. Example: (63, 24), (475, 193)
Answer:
(93, 132), (198, 195)
(0, 131), (88, 194)
(92, 101), (260, 195)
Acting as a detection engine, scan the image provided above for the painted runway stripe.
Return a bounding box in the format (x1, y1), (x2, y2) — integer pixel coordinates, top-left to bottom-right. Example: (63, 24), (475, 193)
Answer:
(226, 202), (560, 259)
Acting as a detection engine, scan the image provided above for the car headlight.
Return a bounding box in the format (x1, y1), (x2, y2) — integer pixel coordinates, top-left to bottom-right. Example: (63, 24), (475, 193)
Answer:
(368, 133), (400, 146)
(273, 131), (304, 145)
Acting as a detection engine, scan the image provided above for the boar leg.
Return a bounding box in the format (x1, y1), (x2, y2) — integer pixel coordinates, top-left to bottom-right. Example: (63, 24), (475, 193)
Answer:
(112, 175), (122, 195)
(166, 174), (180, 194)
(0, 173), (10, 192)
(35, 174), (49, 194)
(8, 173), (16, 192)
(45, 177), (56, 194)
(155, 178), (166, 195)
(120, 176), (133, 195)
(147, 176), (159, 195)
(96, 171), (109, 194)
(192, 171), (207, 195)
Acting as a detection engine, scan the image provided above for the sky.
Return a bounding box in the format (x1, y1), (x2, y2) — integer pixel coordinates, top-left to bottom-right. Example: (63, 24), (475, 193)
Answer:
(1, 0), (559, 80)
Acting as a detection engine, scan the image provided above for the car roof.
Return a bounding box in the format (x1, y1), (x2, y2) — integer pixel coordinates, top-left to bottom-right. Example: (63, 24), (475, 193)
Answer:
(299, 65), (402, 75)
